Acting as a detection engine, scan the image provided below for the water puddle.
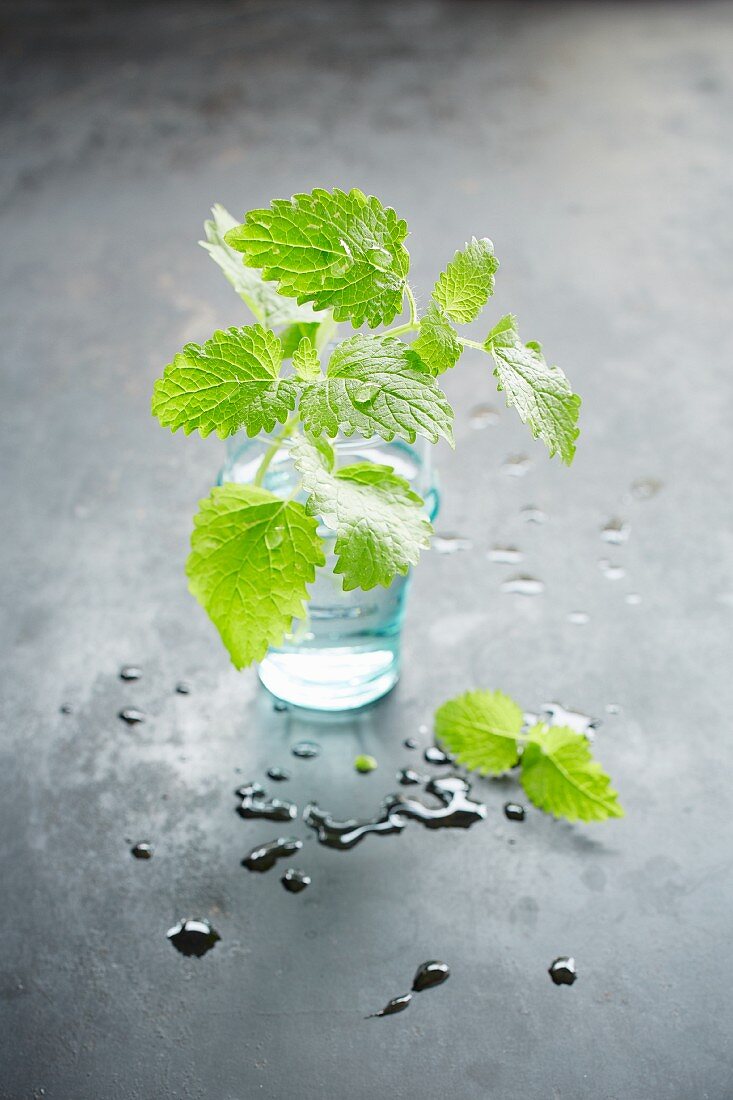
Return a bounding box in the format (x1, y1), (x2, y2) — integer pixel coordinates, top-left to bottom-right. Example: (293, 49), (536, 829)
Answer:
(501, 575), (545, 596)
(242, 837), (303, 872)
(236, 782), (297, 822)
(281, 868), (311, 893)
(167, 918), (220, 957)
(541, 702), (599, 740)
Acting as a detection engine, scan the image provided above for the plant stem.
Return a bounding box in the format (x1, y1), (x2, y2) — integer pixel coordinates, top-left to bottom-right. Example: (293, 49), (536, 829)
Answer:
(458, 336), (487, 352)
(253, 414), (298, 487)
(380, 283), (421, 339)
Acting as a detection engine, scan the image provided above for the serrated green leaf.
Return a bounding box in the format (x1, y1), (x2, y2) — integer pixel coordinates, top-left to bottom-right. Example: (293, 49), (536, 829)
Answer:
(201, 204), (323, 329)
(484, 315), (580, 465)
(520, 724), (624, 822)
(152, 324), (296, 439)
(434, 690), (524, 775)
(433, 237), (498, 323)
(292, 337), (321, 381)
(297, 334), (454, 446)
(186, 483), (325, 668)
(412, 301), (462, 375)
(290, 434), (432, 591)
(224, 187), (410, 328)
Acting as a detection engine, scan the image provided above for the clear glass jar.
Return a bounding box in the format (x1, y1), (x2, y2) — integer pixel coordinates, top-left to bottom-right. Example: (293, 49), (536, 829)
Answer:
(218, 431), (440, 711)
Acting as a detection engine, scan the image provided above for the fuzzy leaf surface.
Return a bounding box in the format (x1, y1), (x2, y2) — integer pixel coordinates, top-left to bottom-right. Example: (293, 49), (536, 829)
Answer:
(152, 324), (296, 438)
(433, 237), (498, 323)
(434, 690), (524, 775)
(520, 724), (624, 822)
(485, 315), (580, 464)
(223, 188), (410, 328)
(297, 334), (454, 446)
(186, 484), (324, 668)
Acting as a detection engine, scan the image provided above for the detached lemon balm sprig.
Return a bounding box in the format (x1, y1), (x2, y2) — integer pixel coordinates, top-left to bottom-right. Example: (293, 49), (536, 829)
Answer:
(151, 188), (581, 670)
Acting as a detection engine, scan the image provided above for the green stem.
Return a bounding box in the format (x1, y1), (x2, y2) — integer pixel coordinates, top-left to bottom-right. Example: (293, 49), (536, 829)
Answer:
(253, 414), (298, 487)
(380, 283), (421, 339)
(458, 336), (487, 352)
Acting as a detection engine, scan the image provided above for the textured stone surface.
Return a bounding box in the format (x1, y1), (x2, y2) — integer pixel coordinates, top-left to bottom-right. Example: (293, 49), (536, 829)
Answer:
(1, 2), (732, 1097)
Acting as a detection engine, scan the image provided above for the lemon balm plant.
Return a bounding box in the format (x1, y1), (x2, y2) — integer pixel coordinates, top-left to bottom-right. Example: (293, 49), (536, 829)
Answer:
(151, 188), (581, 709)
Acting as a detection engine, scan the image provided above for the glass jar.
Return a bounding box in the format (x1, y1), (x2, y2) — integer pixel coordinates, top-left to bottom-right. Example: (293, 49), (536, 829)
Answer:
(218, 431), (439, 711)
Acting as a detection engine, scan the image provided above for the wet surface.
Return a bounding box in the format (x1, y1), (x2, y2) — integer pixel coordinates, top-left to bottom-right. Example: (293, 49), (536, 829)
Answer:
(1, 2), (731, 1097)
(166, 919), (221, 958)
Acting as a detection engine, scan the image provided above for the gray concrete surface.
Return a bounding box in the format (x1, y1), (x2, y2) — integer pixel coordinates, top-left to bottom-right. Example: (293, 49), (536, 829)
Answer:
(1, 2), (732, 1097)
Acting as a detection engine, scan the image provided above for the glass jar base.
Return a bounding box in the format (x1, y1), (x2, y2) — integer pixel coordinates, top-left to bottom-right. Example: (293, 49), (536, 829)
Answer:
(258, 644), (400, 711)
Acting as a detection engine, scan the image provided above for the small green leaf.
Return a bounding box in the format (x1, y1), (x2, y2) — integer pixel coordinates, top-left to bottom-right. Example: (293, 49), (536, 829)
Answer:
(223, 187), (410, 328)
(412, 301), (462, 375)
(200, 204), (323, 328)
(292, 337), (321, 381)
(290, 434), (432, 591)
(520, 724), (624, 822)
(298, 334), (454, 446)
(186, 484), (325, 668)
(280, 322), (321, 359)
(152, 324), (296, 438)
(434, 690), (524, 775)
(484, 315), (580, 465)
(433, 237), (498, 323)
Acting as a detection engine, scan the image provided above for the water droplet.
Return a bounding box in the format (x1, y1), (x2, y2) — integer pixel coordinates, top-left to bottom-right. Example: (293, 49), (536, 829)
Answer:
(412, 960), (450, 992)
(354, 754), (378, 774)
(630, 477), (663, 500)
(119, 666), (142, 681)
(131, 841), (153, 859)
(432, 533), (473, 555)
(267, 766), (290, 782)
(368, 992), (412, 1018)
(353, 381), (380, 405)
(175, 681), (191, 695)
(236, 782), (297, 822)
(60, 704), (73, 715)
(503, 802), (525, 821)
(605, 703), (621, 715)
(541, 702), (599, 740)
(548, 956), (577, 986)
(119, 708), (145, 725)
(424, 746), (451, 765)
(566, 610), (590, 625)
(273, 700), (288, 712)
(601, 518), (630, 545)
(366, 245), (392, 270)
(303, 803), (406, 850)
(520, 505), (548, 524)
(242, 836), (302, 872)
(265, 523), (285, 549)
(469, 403), (499, 429)
(403, 737), (418, 749)
(292, 740), (320, 759)
(501, 454), (532, 477)
(488, 545), (523, 564)
(501, 575), (545, 596)
(599, 559), (626, 580)
(281, 868), (311, 893)
(625, 592), (642, 605)
(397, 768), (421, 786)
(167, 918), (220, 957)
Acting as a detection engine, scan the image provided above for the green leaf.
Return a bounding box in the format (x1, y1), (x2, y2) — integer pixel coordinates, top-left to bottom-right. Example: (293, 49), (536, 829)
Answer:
(434, 690), (524, 775)
(201, 204), (322, 329)
(520, 724), (624, 822)
(412, 301), (462, 376)
(433, 237), (498, 323)
(290, 434), (432, 591)
(186, 483), (325, 668)
(292, 337), (321, 381)
(484, 315), (580, 465)
(297, 334), (454, 446)
(152, 324), (296, 439)
(224, 187), (410, 328)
